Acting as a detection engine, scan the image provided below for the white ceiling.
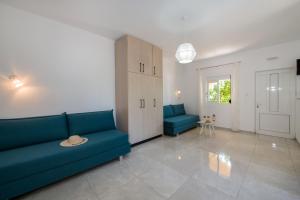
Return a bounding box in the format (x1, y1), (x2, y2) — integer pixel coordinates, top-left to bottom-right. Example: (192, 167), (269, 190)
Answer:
(1, 0), (300, 61)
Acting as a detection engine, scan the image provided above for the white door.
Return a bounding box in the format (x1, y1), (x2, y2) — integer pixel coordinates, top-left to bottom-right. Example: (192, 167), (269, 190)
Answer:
(199, 64), (237, 129)
(255, 68), (295, 138)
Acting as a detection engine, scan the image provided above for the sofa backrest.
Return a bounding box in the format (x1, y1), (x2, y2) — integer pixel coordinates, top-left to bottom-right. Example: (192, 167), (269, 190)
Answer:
(172, 104), (186, 116)
(163, 105), (174, 119)
(67, 110), (116, 136)
(0, 114), (69, 151)
(163, 104), (186, 119)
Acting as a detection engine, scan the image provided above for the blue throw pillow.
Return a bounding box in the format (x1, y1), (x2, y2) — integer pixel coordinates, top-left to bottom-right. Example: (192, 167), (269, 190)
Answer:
(163, 105), (174, 118)
(172, 104), (186, 116)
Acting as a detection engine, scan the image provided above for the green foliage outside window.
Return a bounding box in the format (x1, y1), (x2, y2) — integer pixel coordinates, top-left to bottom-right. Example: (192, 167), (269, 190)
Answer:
(208, 82), (218, 102)
(208, 78), (231, 104)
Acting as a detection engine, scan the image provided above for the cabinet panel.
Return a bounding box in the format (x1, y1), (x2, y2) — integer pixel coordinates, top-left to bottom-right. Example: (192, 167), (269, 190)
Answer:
(147, 76), (156, 138)
(142, 76), (155, 138)
(127, 36), (142, 74)
(154, 78), (163, 134)
(141, 41), (153, 75)
(143, 76), (163, 138)
(152, 46), (163, 78)
(128, 72), (144, 144)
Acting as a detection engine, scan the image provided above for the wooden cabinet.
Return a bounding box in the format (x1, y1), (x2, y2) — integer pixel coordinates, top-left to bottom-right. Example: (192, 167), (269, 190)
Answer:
(115, 35), (163, 144)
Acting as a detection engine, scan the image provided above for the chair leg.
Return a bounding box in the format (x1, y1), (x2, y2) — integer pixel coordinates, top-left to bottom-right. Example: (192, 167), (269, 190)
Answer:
(200, 125), (204, 135)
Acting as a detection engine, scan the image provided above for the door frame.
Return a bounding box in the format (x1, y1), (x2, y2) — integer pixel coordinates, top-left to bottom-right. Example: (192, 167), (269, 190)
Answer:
(254, 67), (296, 138)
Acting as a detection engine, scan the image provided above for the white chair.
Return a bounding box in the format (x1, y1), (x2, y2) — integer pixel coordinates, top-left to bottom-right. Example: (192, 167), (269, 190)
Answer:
(198, 115), (216, 136)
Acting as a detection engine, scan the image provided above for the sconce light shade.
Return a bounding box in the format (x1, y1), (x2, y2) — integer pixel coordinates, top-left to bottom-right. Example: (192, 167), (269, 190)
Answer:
(9, 75), (24, 88)
(175, 90), (181, 99)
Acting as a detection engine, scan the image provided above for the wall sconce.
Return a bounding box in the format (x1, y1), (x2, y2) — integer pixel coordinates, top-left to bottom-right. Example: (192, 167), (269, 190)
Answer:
(9, 75), (24, 88)
(175, 90), (181, 99)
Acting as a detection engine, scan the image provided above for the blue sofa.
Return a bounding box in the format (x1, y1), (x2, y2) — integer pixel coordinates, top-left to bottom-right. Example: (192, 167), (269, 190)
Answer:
(163, 104), (200, 136)
(0, 110), (130, 200)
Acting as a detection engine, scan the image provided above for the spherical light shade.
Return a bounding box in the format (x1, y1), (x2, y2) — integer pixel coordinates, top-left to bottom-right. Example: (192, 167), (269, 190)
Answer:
(175, 43), (197, 64)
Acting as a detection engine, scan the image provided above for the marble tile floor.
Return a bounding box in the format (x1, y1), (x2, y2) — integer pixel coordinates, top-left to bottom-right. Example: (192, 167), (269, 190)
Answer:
(17, 128), (300, 200)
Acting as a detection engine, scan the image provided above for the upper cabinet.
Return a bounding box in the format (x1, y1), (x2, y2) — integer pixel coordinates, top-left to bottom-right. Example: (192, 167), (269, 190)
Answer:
(127, 36), (152, 75)
(141, 41), (153, 75)
(127, 36), (142, 74)
(126, 35), (162, 78)
(152, 46), (163, 78)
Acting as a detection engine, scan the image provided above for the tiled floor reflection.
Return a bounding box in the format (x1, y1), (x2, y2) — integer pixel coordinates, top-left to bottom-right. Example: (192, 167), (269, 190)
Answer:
(18, 128), (300, 200)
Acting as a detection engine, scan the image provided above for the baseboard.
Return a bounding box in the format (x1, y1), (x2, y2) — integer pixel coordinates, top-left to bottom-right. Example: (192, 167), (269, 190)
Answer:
(131, 134), (163, 147)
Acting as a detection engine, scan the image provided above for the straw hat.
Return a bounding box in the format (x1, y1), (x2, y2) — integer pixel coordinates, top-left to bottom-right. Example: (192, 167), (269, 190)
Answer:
(60, 135), (88, 147)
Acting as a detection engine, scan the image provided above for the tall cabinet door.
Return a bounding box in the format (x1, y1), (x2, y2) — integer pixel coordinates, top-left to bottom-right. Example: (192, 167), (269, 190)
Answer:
(127, 36), (142, 74)
(128, 72), (144, 144)
(144, 76), (157, 138)
(152, 46), (163, 78)
(141, 42), (153, 75)
(143, 76), (163, 138)
(154, 78), (163, 134)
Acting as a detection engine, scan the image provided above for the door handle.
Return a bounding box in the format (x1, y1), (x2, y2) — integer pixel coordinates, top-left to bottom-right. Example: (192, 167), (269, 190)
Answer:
(154, 66), (156, 75)
(139, 62), (142, 72)
(142, 63), (145, 72)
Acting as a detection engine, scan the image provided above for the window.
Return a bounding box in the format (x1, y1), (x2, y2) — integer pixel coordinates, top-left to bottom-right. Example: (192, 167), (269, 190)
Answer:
(208, 76), (231, 104)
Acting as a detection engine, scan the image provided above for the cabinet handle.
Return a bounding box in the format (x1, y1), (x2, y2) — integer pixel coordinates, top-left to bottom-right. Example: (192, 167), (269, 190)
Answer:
(139, 62), (142, 72)
(154, 66), (156, 75)
(142, 63), (145, 72)
(153, 98), (156, 107)
(143, 99), (145, 108)
(140, 99), (143, 108)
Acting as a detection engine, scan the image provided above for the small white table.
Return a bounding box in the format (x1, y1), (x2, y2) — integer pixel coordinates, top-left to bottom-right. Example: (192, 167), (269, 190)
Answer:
(197, 120), (215, 136)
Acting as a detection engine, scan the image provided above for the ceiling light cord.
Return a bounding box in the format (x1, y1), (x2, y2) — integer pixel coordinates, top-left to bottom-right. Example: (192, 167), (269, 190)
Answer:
(175, 16), (197, 64)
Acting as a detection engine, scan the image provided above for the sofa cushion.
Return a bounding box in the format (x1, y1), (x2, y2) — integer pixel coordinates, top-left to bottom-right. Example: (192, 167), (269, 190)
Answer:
(163, 105), (174, 119)
(67, 110), (116, 136)
(164, 114), (199, 128)
(0, 129), (129, 185)
(0, 114), (68, 151)
(172, 104), (186, 116)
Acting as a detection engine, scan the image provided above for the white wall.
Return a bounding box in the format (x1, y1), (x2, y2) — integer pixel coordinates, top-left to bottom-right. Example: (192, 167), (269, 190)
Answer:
(181, 40), (300, 136)
(163, 58), (184, 105)
(0, 4), (115, 118)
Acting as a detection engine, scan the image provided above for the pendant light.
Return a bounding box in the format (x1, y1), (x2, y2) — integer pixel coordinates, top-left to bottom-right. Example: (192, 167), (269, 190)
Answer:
(175, 16), (197, 64)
